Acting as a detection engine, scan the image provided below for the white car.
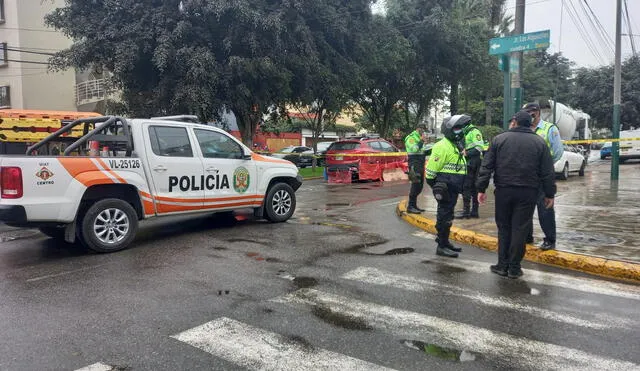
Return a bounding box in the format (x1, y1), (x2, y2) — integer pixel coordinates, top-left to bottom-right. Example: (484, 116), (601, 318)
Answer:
(555, 145), (586, 180)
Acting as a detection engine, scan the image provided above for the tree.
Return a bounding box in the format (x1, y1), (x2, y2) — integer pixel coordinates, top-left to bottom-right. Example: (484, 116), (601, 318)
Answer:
(572, 56), (640, 130)
(352, 15), (415, 138)
(522, 50), (575, 106)
(284, 0), (371, 156)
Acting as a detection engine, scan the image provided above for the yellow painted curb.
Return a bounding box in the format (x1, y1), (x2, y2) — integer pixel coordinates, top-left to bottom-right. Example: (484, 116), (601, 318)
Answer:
(397, 199), (640, 283)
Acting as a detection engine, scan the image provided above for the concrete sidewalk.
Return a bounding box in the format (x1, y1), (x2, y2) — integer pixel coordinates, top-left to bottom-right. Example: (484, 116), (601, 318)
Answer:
(399, 160), (640, 282)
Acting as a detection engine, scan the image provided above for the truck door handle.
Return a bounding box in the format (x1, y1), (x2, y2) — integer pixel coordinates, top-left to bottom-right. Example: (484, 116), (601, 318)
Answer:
(153, 165), (167, 172)
(206, 166), (219, 173)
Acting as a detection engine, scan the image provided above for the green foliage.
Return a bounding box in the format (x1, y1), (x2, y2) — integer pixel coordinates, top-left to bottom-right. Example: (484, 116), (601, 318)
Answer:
(572, 56), (640, 130)
(477, 125), (504, 142)
(522, 50), (575, 105)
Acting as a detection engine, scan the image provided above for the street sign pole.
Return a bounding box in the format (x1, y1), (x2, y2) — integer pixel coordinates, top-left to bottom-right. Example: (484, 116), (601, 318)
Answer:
(611, 0), (622, 181)
(502, 55), (511, 130)
(490, 30), (550, 130)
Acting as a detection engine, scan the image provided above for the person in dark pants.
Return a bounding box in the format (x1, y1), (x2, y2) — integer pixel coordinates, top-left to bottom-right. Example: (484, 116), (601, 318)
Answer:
(426, 115), (469, 258)
(476, 110), (556, 279)
(404, 123), (428, 214)
(524, 102), (564, 250)
(456, 120), (485, 219)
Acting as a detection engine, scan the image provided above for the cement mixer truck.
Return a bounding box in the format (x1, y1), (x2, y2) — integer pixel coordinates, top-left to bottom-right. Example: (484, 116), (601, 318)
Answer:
(539, 99), (591, 142)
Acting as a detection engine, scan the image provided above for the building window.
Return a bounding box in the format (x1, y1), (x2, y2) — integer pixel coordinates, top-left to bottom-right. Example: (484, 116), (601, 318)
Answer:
(0, 43), (7, 66)
(0, 0), (4, 24)
(0, 86), (10, 108)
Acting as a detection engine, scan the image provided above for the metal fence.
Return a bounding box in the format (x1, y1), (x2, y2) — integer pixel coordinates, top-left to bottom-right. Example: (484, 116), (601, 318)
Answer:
(75, 78), (105, 106)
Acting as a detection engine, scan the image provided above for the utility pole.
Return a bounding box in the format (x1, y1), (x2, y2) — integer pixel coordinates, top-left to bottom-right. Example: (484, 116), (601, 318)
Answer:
(611, 0), (622, 181)
(511, 0), (526, 114)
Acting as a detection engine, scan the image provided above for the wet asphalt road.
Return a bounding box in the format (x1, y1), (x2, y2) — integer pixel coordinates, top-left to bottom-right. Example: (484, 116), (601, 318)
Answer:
(0, 178), (639, 370)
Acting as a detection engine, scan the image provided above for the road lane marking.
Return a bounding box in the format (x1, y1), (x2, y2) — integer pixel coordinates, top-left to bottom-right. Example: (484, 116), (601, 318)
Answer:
(426, 257), (640, 301)
(273, 289), (640, 371)
(342, 267), (628, 329)
(26, 264), (109, 282)
(171, 317), (395, 371)
(74, 363), (113, 371)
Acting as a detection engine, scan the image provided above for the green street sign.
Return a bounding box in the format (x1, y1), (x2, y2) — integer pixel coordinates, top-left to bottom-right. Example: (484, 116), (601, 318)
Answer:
(489, 30), (551, 55)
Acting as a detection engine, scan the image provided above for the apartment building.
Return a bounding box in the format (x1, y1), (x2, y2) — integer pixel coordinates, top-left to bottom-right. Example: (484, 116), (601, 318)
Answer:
(0, 0), (100, 111)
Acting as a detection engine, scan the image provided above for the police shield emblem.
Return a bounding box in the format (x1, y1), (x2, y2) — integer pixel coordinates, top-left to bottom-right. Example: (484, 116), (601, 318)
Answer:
(233, 167), (250, 193)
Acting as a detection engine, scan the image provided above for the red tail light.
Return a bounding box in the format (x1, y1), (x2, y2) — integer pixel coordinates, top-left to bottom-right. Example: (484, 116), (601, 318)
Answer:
(1, 167), (23, 199)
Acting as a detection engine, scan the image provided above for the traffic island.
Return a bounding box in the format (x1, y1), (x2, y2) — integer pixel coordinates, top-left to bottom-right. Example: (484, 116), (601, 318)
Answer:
(396, 199), (640, 283)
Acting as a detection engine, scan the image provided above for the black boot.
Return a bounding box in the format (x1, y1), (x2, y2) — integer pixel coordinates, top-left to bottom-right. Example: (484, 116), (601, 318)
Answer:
(407, 204), (422, 214)
(456, 197), (470, 219)
(469, 203), (479, 218)
(435, 237), (461, 252)
(435, 224), (458, 258)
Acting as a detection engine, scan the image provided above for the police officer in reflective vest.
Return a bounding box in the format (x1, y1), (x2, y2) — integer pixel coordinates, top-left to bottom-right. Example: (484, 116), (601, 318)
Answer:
(456, 120), (484, 219)
(425, 115), (469, 258)
(524, 102), (564, 251)
(404, 123), (428, 214)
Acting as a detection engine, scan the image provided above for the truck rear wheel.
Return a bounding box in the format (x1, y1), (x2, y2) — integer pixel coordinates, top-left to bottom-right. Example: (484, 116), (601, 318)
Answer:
(264, 183), (296, 222)
(79, 198), (138, 253)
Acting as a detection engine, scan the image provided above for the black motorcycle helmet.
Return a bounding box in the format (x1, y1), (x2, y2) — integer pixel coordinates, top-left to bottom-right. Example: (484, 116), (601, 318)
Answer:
(442, 114), (471, 142)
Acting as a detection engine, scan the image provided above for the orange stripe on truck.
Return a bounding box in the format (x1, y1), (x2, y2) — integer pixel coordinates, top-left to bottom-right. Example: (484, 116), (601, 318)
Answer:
(95, 158), (127, 183)
(156, 201), (263, 213)
(152, 194), (264, 204)
(251, 153), (291, 164)
(58, 158), (102, 178)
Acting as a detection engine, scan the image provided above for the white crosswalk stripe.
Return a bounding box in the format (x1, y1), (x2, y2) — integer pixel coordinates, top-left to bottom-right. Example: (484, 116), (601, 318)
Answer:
(74, 363), (113, 371)
(426, 257), (640, 300)
(341, 266), (632, 329)
(170, 317), (395, 371)
(272, 288), (640, 371)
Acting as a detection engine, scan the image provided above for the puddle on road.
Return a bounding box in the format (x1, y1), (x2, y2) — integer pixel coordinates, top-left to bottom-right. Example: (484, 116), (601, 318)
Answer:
(226, 238), (268, 245)
(0, 230), (41, 243)
(383, 247), (415, 255)
(293, 276), (318, 289)
(325, 203), (351, 207)
(312, 305), (372, 330)
(402, 340), (476, 362)
(420, 260), (467, 274)
(284, 335), (314, 351)
(344, 238), (389, 252)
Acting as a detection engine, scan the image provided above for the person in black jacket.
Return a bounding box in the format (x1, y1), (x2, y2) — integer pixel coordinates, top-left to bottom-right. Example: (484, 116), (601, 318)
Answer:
(476, 110), (556, 279)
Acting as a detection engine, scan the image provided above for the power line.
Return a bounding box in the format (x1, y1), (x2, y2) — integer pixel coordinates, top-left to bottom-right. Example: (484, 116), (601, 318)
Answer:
(5, 47), (56, 56)
(578, 0), (614, 54)
(0, 26), (60, 33)
(623, 0), (637, 56)
(570, 0), (611, 59)
(5, 59), (50, 65)
(582, 0), (613, 44)
(564, 0), (607, 64)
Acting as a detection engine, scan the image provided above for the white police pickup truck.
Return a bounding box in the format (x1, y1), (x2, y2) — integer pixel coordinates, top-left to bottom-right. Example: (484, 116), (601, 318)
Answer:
(0, 115), (302, 252)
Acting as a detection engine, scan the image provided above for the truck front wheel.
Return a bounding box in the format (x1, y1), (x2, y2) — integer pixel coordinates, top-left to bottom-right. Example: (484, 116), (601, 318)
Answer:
(79, 198), (138, 253)
(264, 183), (296, 222)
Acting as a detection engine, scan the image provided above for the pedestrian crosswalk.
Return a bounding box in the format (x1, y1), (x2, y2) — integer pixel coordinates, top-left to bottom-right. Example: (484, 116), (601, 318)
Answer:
(75, 258), (640, 371)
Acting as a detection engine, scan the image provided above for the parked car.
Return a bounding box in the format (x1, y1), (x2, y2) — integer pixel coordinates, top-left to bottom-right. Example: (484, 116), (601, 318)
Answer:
(325, 135), (408, 181)
(619, 129), (640, 163)
(315, 141), (334, 167)
(273, 146), (315, 168)
(555, 145), (586, 180)
(600, 142), (612, 159)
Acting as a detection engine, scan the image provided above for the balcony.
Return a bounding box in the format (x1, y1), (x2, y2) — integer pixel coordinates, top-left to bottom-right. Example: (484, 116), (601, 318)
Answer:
(75, 78), (105, 106)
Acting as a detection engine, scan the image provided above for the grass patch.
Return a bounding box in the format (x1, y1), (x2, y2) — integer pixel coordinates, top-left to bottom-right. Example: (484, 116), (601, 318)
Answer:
(298, 167), (325, 179)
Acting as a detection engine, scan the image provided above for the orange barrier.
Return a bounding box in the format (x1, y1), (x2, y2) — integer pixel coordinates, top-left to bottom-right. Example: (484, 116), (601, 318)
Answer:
(0, 109), (101, 120)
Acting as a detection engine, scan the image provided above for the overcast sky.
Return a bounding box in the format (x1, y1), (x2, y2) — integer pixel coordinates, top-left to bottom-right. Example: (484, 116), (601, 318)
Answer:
(505, 0), (639, 68)
(373, 0), (639, 68)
